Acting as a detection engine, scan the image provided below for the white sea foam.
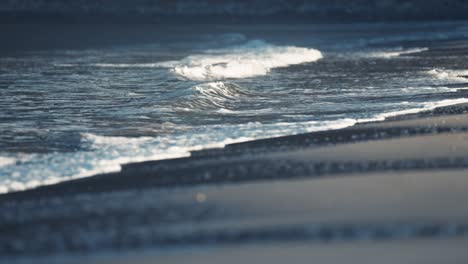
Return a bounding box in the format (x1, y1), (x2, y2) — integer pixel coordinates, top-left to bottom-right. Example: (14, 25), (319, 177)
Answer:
(368, 47), (428, 58)
(359, 98), (468, 123)
(171, 40), (323, 80)
(427, 69), (468, 82)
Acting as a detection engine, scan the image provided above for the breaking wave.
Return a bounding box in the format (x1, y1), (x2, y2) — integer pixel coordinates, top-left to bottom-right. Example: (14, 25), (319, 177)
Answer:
(53, 40), (323, 82)
(171, 40), (323, 81)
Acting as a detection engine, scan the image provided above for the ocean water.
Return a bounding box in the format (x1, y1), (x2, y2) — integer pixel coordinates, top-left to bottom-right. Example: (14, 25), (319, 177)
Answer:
(1, 22), (468, 192)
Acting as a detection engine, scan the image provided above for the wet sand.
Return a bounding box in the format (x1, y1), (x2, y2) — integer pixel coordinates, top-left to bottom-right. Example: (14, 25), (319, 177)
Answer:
(2, 102), (468, 262)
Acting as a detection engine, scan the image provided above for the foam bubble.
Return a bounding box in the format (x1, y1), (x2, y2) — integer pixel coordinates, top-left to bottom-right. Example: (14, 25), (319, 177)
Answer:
(171, 40), (323, 80)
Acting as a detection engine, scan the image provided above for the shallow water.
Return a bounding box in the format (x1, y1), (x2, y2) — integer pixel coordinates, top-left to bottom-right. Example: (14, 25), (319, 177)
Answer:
(1, 21), (468, 192)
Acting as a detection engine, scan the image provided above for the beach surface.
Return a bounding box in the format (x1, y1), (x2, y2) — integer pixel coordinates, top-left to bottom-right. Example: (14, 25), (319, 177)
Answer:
(2, 101), (468, 263)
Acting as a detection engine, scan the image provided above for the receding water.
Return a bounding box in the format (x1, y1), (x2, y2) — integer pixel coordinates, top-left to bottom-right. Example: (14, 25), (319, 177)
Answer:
(1, 22), (468, 192)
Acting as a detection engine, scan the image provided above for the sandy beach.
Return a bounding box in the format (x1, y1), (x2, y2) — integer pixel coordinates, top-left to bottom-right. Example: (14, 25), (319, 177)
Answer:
(1, 100), (468, 262)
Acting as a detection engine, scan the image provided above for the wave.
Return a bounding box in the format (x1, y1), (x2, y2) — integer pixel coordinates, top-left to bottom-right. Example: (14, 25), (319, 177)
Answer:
(0, 117), (355, 194)
(171, 40), (323, 81)
(53, 39), (322, 81)
(427, 68), (468, 83)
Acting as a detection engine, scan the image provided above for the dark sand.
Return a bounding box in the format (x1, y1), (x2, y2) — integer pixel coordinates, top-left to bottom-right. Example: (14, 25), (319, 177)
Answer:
(2, 102), (468, 262)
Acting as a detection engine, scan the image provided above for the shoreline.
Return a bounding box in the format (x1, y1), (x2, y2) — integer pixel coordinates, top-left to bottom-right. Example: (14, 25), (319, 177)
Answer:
(3, 100), (468, 199)
(1, 96), (467, 195)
